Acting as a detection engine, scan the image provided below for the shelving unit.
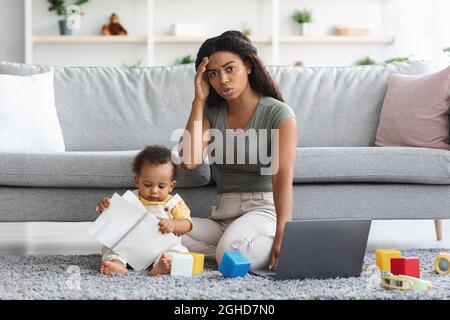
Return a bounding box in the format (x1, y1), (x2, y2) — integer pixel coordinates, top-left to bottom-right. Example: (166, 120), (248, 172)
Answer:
(25, 0), (154, 65)
(24, 0), (395, 67)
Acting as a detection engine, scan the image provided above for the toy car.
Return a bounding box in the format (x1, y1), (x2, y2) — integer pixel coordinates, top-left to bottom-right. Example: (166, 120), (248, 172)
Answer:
(381, 273), (432, 291)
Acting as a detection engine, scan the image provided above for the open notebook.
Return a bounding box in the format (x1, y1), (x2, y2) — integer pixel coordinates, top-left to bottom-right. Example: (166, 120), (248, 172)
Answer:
(88, 190), (180, 271)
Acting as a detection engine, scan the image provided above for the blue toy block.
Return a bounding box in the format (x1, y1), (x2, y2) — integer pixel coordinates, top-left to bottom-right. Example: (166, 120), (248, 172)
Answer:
(218, 251), (251, 278)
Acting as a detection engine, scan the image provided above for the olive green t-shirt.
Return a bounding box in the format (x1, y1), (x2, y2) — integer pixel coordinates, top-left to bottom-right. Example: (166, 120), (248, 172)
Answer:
(204, 96), (296, 194)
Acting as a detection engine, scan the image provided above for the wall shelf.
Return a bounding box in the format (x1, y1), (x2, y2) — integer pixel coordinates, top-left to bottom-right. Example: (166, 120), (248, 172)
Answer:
(32, 35), (392, 45)
(33, 36), (147, 44)
(280, 36), (394, 44)
(154, 35), (272, 44)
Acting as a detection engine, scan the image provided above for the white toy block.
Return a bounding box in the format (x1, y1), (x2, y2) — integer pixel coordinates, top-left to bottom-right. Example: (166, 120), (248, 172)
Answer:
(171, 23), (204, 37)
(170, 253), (193, 277)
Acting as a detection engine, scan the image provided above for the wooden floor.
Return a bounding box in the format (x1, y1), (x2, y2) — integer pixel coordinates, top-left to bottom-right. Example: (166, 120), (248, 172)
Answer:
(0, 220), (448, 255)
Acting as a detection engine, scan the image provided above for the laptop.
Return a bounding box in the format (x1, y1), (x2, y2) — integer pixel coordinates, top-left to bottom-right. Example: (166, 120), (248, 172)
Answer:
(250, 219), (371, 280)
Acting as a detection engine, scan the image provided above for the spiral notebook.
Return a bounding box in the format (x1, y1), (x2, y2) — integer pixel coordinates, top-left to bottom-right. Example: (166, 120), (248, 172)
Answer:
(88, 190), (179, 271)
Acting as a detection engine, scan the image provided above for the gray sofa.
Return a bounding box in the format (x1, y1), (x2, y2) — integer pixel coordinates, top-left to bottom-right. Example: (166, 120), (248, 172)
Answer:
(0, 60), (447, 239)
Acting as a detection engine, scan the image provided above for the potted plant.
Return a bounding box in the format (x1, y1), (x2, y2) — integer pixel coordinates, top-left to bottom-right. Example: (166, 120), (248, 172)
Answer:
(356, 57), (377, 66)
(242, 22), (252, 36)
(444, 47), (450, 56)
(292, 8), (313, 36)
(124, 58), (143, 70)
(48, 0), (89, 35)
(175, 55), (195, 65)
(383, 57), (410, 64)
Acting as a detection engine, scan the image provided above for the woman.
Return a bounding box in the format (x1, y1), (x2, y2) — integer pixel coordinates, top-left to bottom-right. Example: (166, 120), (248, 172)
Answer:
(180, 30), (297, 271)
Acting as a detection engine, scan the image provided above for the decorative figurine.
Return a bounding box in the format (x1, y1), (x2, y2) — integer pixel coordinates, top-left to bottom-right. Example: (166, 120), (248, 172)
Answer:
(101, 13), (128, 36)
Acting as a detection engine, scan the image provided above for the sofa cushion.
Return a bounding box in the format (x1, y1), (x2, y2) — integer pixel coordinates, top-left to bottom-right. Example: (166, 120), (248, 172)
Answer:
(268, 60), (434, 147)
(1, 61), (434, 150)
(0, 71), (65, 152)
(375, 65), (450, 150)
(0, 61), (196, 152)
(0, 151), (210, 188)
(294, 147), (450, 184)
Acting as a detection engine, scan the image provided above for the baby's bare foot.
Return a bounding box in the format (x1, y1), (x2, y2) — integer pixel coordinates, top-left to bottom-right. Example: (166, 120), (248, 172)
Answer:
(100, 260), (128, 275)
(148, 254), (171, 276)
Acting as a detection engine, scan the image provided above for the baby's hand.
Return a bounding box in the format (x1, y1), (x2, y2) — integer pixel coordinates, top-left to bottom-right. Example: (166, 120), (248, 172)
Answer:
(96, 197), (111, 213)
(159, 219), (175, 234)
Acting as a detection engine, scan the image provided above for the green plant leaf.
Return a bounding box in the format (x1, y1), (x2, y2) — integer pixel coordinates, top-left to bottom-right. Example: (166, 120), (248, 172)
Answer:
(124, 58), (143, 70)
(243, 27), (252, 36)
(175, 55), (195, 65)
(48, 0), (66, 16)
(292, 9), (312, 23)
(384, 57), (409, 64)
(48, 0), (89, 17)
(75, 0), (89, 5)
(356, 57), (377, 65)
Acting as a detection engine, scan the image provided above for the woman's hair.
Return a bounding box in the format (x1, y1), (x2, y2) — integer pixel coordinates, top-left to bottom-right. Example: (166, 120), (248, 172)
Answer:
(195, 30), (284, 107)
(132, 144), (177, 179)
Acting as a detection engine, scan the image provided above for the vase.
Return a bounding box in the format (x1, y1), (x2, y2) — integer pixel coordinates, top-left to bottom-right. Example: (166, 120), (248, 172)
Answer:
(299, 23), (309, 36)
(58, 20), (72, 36)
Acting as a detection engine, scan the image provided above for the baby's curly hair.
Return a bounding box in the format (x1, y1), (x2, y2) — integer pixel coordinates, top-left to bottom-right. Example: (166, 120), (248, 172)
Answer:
(132, 145), (176, 179)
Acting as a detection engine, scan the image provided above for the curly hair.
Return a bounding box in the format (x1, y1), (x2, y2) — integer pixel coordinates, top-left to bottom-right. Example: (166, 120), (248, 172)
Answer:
(132, 145), (176, 179)
(195, 30), (284, 107)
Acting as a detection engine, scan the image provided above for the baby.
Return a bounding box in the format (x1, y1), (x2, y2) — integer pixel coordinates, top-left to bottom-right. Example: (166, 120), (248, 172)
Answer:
(96, 145), (193, 276)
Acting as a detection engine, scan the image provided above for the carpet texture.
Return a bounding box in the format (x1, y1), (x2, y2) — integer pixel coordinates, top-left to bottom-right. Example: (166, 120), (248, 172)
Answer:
(1, 249), (449, 300)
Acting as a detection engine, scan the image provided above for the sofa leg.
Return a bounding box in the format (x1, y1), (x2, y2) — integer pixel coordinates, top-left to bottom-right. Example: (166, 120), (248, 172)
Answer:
(434, 219), (443, 241)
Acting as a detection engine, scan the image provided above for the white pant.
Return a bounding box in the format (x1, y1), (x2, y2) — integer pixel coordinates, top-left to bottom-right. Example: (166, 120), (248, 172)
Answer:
(181, 192), (276, 271)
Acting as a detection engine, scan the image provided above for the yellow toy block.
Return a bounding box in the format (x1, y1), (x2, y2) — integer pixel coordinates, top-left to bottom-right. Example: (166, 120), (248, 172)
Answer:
(375, 249), (401, 271)
(182, 252), (204, 275)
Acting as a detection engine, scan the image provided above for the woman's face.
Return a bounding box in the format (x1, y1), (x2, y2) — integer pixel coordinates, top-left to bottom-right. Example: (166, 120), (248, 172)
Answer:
(205, 51), (251, 101)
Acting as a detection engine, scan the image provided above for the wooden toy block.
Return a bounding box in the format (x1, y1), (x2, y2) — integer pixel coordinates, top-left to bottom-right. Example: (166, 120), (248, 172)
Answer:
(218, 251), (251, 278)
(375, 249), (401, 271)
(390, 257), (420, 278)
(182, 252), (205, 275)
(170, 253), (193, 277)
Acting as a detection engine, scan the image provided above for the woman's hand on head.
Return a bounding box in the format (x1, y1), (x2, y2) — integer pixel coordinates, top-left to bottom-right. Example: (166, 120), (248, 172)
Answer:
(194, 57), (210, 103)
(95, 197), (111, 213)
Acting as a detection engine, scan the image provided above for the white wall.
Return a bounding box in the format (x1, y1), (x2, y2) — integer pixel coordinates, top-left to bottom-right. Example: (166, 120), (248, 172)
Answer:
(0, 0), (24, 62)
(153, 0), (273, 66)
(278, 0), (388, 66)
(1, 0), (448, 67)
(386, 0), (450, 69)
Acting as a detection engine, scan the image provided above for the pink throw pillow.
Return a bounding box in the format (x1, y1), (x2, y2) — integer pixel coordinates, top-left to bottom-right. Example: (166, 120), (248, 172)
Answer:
(375, 65), (450, 150)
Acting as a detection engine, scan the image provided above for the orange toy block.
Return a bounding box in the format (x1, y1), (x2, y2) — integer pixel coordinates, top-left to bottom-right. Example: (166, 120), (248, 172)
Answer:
(375, 249), (401, 271)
